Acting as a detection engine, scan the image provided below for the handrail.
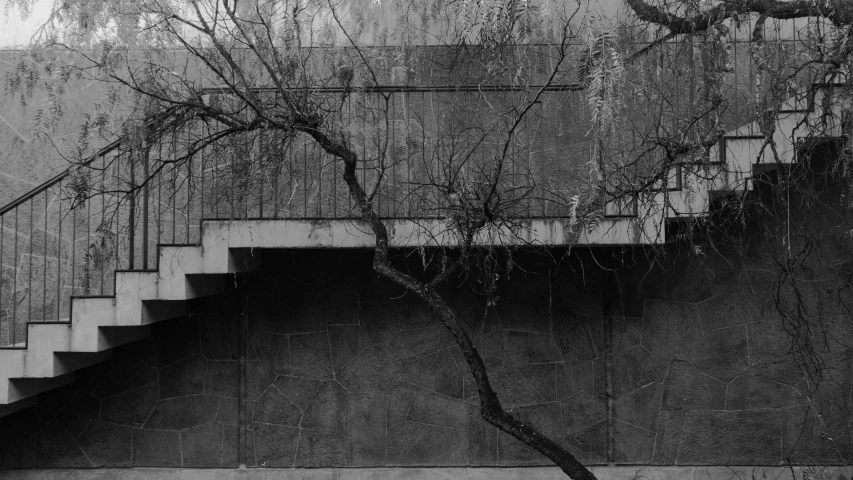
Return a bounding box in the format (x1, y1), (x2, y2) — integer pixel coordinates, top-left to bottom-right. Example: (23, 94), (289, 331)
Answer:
(0, 139), (124, 216)
(200, 83), (585, 94)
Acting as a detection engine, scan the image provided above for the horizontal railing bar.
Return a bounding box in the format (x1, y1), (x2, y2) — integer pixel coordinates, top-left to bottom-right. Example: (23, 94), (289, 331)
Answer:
(201, 84), (585, 95)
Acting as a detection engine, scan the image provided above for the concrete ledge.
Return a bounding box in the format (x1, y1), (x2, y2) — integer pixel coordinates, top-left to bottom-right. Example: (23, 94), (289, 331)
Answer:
(3, 466), (852, 480)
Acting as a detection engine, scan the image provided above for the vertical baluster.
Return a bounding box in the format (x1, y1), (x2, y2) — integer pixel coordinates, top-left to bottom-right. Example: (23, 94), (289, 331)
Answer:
(0, 213), (5, 343)
(333, 102), (338, 217)
(13, 208), (18, 343)
(29, 197), (34, 323)
(187, 124), (192, 242)
(421, 90), (431, 218)
(173, 137), (178, 243)
(157, 141), (163, 248)
(57, 180), (62, 320)
(100, 154), (106, 295)
(303, 138), (308, 218)
(272, 129), (279, 218)
(540, 97), (545, 216)
(128, 151), (136, 270)
(43, 190), (48, 320)
(114, 153), (121, 273)
(317, 134), (322, 218)
(142, 146), (150, 269)
(390, 92), (396, 217)
(259, 128), (264, 219)
(362, 92), (367, 213)
(86, 177), (92, 293)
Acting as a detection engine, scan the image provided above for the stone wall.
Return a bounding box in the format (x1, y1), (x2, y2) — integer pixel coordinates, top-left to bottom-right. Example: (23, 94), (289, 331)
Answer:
(0, 246), (851, 469)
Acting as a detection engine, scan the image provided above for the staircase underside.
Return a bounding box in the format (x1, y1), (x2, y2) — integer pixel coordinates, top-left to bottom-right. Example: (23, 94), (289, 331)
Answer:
(0, 216), (660, 417)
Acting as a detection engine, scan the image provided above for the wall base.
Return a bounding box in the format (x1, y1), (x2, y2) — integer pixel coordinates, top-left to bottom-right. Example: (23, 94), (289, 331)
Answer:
(3, 467), (852, 480)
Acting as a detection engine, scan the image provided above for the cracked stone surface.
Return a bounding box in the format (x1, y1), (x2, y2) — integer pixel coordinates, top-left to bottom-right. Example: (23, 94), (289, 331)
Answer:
(0, 248), (851, 468)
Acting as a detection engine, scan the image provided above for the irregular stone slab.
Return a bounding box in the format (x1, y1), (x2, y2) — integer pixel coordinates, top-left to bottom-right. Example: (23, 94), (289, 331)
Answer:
(605, 346), (666, 399)
(747, 320), (808, 386)
(564, 420), (607, 464)
(386, 383), (419, 429)
(34, 424), (90, 468)
(557, 361), (594, 401)
(641, 299), (703, 361)
(505, 331), (563, 364)
(253, 387), (301, 427)
(388, 327), (442, 363)
(55, 390), (99, 438)
(181, 422), (222, 467)
(474, 330), (508, 366)
(144, 395), (221, 430)
(92, 339), (159, 398)
(338, 345), (404, 392)
(158, 354), (207, 399)
(468, 404), (497, 465)
(328, 324), (360, 373)
(77, 420), (132, 467)
(405, 389), (467, 428)
(152, 317), (201, 367)
(432, 348), (464, 400)
(782, 405), (852, 463)
(726, 372), (794, 410)
(611, 316), (643, 352)
(301, 381), (348, 435)
(199, 315), (233, 360)
(516, 363), (557, 402)
(555, 270), (603, 318)
(295, 429), (348, 467)
(204, 360), (239, 398)
(613, 382), (662, 432)
(251, 289), (328, 335)
(358, 301), (401, 346)
(553, 309), (597, 361)
(248, 330), (291, 374)
(495, 299), (551, 333)
(349, 392), (385, 466)
(678, 410), (781, 464)
(613, 419), (656, 463)
(561, 391), (606, 435)
(386, 422), (467, 466)
(698, 289), (761, 331)
(290, 331), (333, 378)
(274, 376), (323, 411)
(661, 360), (726, 411)
(100, 383), (158, 427)
(684, 325), (749, 382)
(132, 429), (181, 467)
(222, 424), (238, 468)
(652, 411), (685, 465)
(466, 360), (541, 407)
(397, 298), (437, 330)
(252, 423), (299, 467)
(245, 361), (277, 401)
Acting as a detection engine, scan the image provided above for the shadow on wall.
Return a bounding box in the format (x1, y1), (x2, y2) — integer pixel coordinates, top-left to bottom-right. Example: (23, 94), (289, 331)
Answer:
(0, 241), (851, 469)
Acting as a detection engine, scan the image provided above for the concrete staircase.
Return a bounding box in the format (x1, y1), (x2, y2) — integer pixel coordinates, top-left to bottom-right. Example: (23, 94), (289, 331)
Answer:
(661, 81), (848, 219)
(0, 81), (848, 419)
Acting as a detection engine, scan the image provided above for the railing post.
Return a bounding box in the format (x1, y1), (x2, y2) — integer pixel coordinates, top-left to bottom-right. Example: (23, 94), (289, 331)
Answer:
(142, 146), (150, 269)
(128, 149), (136, 271)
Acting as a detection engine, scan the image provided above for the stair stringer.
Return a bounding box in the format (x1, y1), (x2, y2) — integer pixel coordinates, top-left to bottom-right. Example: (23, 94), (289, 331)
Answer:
(663, 82), (850, 221)
(0, 224), (262, 417)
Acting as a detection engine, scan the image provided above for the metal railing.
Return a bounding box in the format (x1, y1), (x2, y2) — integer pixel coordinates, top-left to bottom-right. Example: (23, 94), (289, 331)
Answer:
(0, 85), (604, 347)
(0, 26), (837, 348)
